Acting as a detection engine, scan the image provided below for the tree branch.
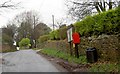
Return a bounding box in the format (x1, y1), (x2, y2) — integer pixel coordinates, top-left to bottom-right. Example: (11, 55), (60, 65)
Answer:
(94, 2), (101, 13)
(0, 0), (21, 9)
(98, 2), (106, 11)
(72, 1), (93, 6)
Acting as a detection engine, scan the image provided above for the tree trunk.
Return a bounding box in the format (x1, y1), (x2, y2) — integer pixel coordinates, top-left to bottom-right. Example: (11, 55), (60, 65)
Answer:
(103, 1), (106, 11)
(109, 0), (112, 9)
(95, 2), (101, 13)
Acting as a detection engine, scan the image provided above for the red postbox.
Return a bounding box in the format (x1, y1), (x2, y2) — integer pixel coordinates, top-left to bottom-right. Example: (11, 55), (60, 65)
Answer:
(72, 32), (80, 44)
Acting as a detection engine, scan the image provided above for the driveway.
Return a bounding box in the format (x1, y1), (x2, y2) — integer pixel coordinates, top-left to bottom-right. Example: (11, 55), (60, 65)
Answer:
(2, 49), (64, 72)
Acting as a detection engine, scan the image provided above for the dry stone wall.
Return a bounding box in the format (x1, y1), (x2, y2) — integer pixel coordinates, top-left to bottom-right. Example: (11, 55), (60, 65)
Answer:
(38, 35), (120, 62)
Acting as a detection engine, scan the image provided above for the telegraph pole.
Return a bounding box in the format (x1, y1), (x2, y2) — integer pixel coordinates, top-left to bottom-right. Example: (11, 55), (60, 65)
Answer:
(33, 15), (36, 48)
(52, 15), (55, 40)
(52, 15), (55, 31)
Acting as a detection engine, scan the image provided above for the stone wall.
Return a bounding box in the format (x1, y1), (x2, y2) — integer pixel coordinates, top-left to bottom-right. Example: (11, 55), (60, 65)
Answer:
(37, 35), (120, 62)
(0, 44), (16, 53)
(38, 39), (70, 53)
(0, 44), (11, 52)
(79, 35), (119, 62)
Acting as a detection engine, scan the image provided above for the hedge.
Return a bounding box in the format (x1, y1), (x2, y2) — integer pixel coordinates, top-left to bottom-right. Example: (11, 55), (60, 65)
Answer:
(49, 26), (67, 40)
(49, 30), (60, 40)
(38, 35), (50, 43)
(74, 6), (120, 37)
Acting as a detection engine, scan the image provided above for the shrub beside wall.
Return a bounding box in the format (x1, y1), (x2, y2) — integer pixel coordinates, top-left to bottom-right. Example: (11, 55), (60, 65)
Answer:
(38, 35), (50, 43)
(59, 26), (67, 40)
(49, 26), (67, 40)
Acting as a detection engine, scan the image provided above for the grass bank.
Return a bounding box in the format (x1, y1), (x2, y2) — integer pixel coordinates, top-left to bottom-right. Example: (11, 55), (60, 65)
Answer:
(40, 48), (87, 64)
(39, 48), (119, 72)
(90, 62), (119, 72)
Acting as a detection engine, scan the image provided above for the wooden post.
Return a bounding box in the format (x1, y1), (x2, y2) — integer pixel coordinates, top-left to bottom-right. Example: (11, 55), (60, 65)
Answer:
(69, 42), (72, 56)
(75, 44), (79, 58)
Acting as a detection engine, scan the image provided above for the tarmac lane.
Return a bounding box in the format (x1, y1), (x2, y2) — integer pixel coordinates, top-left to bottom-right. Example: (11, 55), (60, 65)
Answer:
(2, 49), (61, 72)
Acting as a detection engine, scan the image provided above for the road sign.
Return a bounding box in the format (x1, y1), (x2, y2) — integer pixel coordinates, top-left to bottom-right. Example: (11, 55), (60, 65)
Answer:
(67, 28), (73, 42)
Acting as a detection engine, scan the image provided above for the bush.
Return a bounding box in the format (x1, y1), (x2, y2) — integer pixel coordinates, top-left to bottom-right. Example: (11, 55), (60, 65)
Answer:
(59, 26), (67, 40)
(49, 30), (60, 40)
(74, 7), (120, 37)
(19, 38), (31, 48)
(49, 26), (67, 40)
(74, 16), (95, 36)
(38, 35), (50, 43)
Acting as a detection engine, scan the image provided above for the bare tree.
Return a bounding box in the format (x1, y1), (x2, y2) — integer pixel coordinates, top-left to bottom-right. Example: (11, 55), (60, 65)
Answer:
(66, 0), (120, 20)
(0, 0), (21, 15)
(56, 18), (67, 29)
(11, 10), (42, 48)
(13, 11), (40, 28)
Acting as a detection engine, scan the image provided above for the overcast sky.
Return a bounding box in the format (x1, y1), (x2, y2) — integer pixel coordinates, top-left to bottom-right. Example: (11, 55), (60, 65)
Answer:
(0, 0), (72, 28)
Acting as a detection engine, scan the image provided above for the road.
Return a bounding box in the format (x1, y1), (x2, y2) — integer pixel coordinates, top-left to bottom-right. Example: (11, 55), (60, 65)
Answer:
(2, 49), (65, 72)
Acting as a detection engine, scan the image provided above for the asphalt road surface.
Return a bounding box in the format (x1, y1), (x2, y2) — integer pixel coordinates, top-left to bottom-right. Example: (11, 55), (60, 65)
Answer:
(2, 49), (65, 72)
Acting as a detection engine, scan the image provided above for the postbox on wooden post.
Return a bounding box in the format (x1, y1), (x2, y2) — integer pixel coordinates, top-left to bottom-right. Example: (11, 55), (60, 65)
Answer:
(72, 32), (80, 44)
(72, 32), (80, 58)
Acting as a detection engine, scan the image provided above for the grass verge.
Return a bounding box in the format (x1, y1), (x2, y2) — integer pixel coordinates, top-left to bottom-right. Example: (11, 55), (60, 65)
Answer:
(90, 62), (119, 72)
(40, 48), (87, 64)
(39, 48), (119, 72)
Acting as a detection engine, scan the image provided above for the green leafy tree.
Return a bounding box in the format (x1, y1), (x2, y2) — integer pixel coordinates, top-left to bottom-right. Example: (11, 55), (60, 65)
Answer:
(2, 24), (17, 46)
(34, 23), (51, 41)
(19, 38), (31, 48)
